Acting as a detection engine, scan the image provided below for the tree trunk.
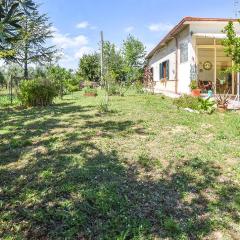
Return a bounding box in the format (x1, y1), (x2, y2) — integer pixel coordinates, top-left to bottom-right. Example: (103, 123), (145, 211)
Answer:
(24, 60), (28, 80)
(24, 20), (29, 80)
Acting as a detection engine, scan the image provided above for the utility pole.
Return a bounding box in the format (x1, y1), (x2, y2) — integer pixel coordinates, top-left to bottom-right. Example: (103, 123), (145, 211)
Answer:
(100, 31), (104, 84)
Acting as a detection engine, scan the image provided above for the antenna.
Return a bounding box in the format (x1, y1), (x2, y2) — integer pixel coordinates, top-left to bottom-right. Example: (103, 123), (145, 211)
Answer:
(234, 0), (240, 18)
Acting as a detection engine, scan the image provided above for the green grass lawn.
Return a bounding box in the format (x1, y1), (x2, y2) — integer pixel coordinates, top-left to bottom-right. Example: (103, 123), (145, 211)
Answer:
(0, 90), (240, 239)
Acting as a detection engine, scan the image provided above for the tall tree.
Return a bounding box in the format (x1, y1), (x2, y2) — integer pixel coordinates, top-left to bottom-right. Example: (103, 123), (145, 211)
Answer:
(7, 3), (57, 79)
(77, 53), (100, 82)
(103, 41), (125, 82)
(223, 21), (240, 67)
(0, 0), (36, 57)
(122, 35), (146, 83)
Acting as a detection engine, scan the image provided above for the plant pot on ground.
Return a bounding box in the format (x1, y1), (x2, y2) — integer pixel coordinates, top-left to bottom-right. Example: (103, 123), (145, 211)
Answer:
(215, 91), (230, 112)
(189, 80), (201, 97)
(83, 87), (98, 97)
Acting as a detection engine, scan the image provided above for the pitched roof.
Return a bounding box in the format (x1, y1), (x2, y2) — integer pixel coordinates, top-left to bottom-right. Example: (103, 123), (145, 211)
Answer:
(146, 17), (238, 59)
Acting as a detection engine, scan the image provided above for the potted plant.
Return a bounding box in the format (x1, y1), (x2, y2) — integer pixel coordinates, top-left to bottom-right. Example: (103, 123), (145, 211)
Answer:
(83, 87), (98, 97)
(215, 91), (230, 112)
(189, 80), (201, 97)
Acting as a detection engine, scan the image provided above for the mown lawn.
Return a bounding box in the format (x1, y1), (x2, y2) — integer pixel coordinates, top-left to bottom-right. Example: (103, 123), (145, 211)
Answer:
(0, 90), (240, 239)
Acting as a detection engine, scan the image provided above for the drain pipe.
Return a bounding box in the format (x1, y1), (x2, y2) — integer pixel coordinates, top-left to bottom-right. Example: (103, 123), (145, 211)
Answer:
(175, 36), (179, 94)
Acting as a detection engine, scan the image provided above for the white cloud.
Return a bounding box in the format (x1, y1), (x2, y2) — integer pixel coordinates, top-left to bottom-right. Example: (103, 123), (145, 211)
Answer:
(74, 47), (94, 59)
(148, 22), (173, 32)
(76, 21), (90, 29)
(51, 27), (88, 49)
(50, 27), (94, 69)
(76, 21), (97, 30)
(125, 26), (134, 33)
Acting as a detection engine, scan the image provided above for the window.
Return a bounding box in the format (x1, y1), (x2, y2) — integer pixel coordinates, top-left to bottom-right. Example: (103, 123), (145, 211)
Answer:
(180, 42), (188, 63)
(159, 60), (169, 80)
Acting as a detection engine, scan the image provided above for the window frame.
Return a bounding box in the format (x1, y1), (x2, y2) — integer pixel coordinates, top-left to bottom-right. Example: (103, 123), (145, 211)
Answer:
(159, 60), (169, 81)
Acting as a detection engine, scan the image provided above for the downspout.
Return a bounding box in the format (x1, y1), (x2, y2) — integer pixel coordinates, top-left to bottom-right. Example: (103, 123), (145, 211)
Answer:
(175, 36), (179, 94)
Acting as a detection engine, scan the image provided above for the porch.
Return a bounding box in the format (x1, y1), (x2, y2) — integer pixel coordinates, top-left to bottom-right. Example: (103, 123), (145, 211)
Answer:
(194, 36), (239, 96)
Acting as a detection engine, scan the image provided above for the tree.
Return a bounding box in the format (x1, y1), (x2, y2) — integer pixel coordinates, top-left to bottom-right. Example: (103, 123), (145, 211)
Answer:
(77, 53), (100, 82)
(122, 35), (146, 83)
(103, 41), (125, 83)
(223, 21), (240, 67)
(7, 3), (57, 79)
(47, 66), (73, 98)
(0, 70), (6, 88)
(0, 0), (36, 57)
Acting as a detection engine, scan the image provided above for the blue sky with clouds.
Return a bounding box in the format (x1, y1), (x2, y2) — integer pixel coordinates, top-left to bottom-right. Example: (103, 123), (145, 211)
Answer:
(37, 0), (236, 69)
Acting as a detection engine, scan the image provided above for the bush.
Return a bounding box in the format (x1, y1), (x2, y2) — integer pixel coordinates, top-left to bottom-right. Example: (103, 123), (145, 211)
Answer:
(108, 84), (121, 96)
(98, 101), (109, 113)
(18, 79), (57, 107)
(173, 95), (216, 114)
(135, 81), (145, 94)
(173, 95), (200, 110)
(83, 86), (97, 96)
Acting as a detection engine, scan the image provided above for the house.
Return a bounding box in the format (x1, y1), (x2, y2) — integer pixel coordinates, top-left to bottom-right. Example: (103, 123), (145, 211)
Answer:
(146, 17), (240, 96)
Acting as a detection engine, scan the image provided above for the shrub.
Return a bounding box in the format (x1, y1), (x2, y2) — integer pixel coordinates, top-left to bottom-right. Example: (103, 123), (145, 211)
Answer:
(198, 97), (216, 114)
(18, 79), (57, 107)
(108, 84), (121, 96)
(83, 86), (97, 96)
(189, 80), (198, 90)
(98, 101), (109, 113)
(135, 81), (145, 94)
(173, 95), (216, 114)
(173, 95), (200, 110)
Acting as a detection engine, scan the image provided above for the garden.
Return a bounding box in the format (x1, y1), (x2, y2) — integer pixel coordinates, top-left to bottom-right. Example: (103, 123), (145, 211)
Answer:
(1, 89), (240, 239)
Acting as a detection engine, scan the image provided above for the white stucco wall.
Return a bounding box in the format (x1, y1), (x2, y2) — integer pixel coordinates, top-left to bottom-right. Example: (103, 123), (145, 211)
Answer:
(177, 27), (192, 94)
(148, 38), (177, 93)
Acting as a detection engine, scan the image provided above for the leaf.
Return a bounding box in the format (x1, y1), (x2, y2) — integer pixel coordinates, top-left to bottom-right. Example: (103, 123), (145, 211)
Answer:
(4, 2), (19, 23)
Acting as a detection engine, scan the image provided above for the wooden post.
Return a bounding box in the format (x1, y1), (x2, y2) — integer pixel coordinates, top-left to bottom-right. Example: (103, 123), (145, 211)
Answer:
(100, 31), (104, 84)
(214, 39), (217, 94)
(232, 61), (235, 95)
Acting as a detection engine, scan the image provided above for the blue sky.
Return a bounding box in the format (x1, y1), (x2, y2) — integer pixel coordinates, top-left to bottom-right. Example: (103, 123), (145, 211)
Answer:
(37, 0), (236, 69)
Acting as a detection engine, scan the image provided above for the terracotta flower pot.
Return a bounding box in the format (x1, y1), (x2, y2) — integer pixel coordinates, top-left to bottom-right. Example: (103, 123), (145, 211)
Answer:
(84, 93), (97, 97)
(217, 105), (228, 113)
(191, 89), (201, 97)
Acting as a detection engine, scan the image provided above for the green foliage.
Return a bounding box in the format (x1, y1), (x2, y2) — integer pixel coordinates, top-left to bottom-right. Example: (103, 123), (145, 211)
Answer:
(189, 80), (198, 90)
(0, 70), (6, 87)
(0, 94), (20, 106)
(174, 95), (216, 114)
(6, 3), (57, 79)
(122, 35), (146, 83)
(98, 101), (109, 113)
(0, 0), (36, 55)
(47, 66), (75, 98)
(103, 41), (125, 83)
(134, 81), (144, 94)
(18, 79), (57, 106)
(83, 86), (97, 95)
(77, 53), (100, 82)
(198, 97), (216, 114)
(108, 84), (121, 96)
(174, 95), (201, 110)
(222, 21), (240, 65)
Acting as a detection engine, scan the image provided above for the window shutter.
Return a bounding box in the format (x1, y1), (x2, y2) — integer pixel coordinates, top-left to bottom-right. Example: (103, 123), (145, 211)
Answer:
(166, 60), (169, 80)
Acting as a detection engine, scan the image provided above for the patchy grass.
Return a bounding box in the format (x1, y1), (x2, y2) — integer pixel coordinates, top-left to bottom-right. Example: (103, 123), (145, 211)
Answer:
(0, 90), (240, 239)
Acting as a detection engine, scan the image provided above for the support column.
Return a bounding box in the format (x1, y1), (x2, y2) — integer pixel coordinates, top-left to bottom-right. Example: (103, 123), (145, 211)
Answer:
(232, 61), (235, 95)
(214, 39), (217, 94)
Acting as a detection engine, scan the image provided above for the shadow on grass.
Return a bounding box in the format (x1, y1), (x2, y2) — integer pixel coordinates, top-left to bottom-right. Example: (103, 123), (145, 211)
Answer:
(0, 102), (239, 239)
